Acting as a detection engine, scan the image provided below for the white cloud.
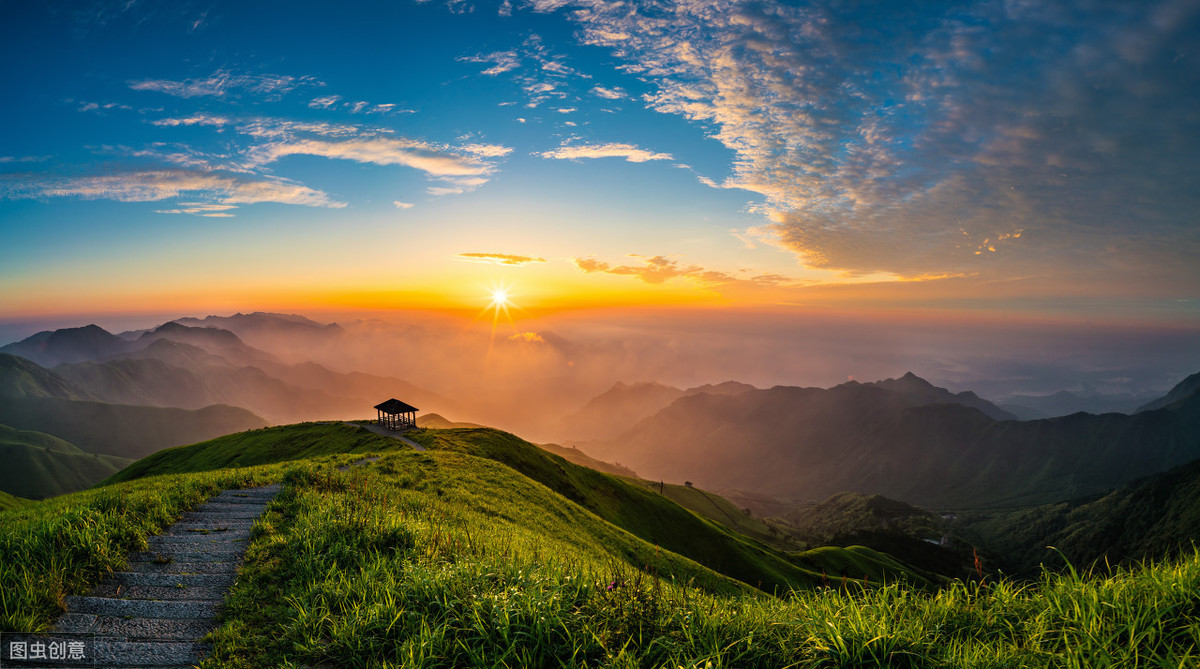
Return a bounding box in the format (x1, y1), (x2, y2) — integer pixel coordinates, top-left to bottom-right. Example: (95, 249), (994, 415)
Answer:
(1, 170), (344, 209)
(532, 0), (1200, 281)
(460, 50), (521, 76)
(154, 202), (239, 217)
(129, 70), (321, 99)
(151, 114), (231, 127)
(252, 137), (494, 177)
(540, 142), (673, 163)
(308, 95), (342, 109)
(590, 86), (627, 100)
(393, 200), (415, 209)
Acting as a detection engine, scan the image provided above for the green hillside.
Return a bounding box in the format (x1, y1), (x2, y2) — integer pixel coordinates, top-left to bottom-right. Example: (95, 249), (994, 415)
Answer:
(961, 455), (1200, 576)
(3, 423), (1198, 667)
(0, 489), (30, 511)
(108, 423), (935, 592)
(0, 424), (133, 499)
(0, 353), (91, 400)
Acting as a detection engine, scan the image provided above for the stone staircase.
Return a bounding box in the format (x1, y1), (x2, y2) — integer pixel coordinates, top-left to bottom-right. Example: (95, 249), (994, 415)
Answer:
(4, 484), (280, 668)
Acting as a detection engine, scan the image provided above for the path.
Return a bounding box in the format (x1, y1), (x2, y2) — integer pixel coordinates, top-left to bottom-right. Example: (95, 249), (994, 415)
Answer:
(8, 484), (280, 669)
(350, 422), (426, 451)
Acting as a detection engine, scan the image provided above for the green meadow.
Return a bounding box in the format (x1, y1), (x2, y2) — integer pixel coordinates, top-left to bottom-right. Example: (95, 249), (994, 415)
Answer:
(2, 422), (1198, 667)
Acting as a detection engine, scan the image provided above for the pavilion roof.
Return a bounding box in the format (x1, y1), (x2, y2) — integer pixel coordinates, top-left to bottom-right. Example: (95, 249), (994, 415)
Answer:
(374, 398), (419, 414)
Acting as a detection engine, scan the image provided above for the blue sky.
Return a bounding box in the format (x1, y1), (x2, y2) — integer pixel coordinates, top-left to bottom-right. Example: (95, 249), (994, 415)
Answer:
(1, 0), (1198, 326)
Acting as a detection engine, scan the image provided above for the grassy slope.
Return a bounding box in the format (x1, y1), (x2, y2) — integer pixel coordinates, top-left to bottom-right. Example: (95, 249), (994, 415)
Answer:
(102, 422), (403, 484)
(0, 424), (133, 499)
(620, 476), (787, 547)
(4, 423), (1199, 667)
(962, 455), (1200, 576)
(0, 489), (30, 511)
(411, 427), (937, 592)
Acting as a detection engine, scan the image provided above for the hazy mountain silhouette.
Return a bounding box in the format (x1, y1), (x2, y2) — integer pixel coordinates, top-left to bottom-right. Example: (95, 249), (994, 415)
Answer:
(1000, 390), (1149, 419)
(593, 372), (1200, 508)
(859, 372), (1017, 421)
(1137, 371), (1200, 412)
(562, 379), (756, 441)
(0, 324), (136, 367)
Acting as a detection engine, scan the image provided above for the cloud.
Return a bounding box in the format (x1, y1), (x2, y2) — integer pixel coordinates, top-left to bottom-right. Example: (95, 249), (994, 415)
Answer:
(77, 101), (132, 113)
(154, 202), (239, 217)
(309, 95), (412, 114)
(393, 200), (415, 209)
(460, 50), (521, 76)
(129, 70), (321, 99)
(540, 142), (673, 163)
(151, 114), (231, 127)
(573, 254), (793, 287)
(458, 253), (547, 266)
(535, 0), (1200, 283)
(251, 137), (494, 177)
(590, 86), (627, 100)
(0, 169), (344, 209)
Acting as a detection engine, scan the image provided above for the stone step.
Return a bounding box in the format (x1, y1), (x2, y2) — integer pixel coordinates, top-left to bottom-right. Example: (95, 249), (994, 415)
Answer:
(55, 613), (217, 640)
(145, 538), (247, 553)
(152, 531), (251, 544)
(190, 502), (272, 513)
(108, 571), (235, 588)
(164, 521), (256, 535)
(94, 640), (210, 667)
(124, 560), (238, 576)
(129, 550), (245, 563)
(66, 596), (219, 620)
(177, 509), (264, 520)
(90, 583), (228, 601)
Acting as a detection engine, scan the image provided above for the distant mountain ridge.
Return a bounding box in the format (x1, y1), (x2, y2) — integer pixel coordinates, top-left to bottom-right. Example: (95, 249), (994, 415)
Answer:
(1138, 371), (1200, 412)
(0, 324), (136, 367)
(592, 371), (1200, 509)
(562, 379), (757, 441)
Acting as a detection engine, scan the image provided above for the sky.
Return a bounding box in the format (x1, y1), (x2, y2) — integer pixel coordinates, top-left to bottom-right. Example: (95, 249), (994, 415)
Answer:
(1, 0), (1198, 395)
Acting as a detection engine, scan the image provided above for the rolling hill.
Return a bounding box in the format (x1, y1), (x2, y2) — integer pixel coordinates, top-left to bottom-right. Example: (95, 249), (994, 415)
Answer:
(5, 421), (1198, 667)
(0, 424), (132, 499)
(960, 453), (1200, 577)
(592, 371), (1200, 508)
(112, 422), (941, 593)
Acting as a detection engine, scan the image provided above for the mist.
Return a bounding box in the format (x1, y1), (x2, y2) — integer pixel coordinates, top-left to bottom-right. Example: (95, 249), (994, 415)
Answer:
(178, 308), (1200, 442)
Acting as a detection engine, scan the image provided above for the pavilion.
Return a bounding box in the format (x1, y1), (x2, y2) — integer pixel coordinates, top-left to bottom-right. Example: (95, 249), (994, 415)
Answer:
(374, 398), (419, 431)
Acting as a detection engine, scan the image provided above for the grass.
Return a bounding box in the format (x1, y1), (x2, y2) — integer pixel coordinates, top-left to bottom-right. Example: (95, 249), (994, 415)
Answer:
(0, 489), (30, 511)
(4, 422), (1199, 667)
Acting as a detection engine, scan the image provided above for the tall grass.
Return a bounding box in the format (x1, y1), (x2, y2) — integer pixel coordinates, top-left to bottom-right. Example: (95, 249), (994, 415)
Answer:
(203, 451), (1200, 668)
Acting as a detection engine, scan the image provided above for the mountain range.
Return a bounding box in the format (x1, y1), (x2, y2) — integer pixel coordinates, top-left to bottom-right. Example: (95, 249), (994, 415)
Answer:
(0, 314), (451, 498)
(584, 371), (1200, 509)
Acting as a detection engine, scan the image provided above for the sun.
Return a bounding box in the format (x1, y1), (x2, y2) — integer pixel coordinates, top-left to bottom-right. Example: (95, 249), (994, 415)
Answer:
(490, 287), (510, 309)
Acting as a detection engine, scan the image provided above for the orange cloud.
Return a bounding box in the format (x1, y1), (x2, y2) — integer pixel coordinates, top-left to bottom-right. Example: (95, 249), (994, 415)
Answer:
(458, 253), (546, 266)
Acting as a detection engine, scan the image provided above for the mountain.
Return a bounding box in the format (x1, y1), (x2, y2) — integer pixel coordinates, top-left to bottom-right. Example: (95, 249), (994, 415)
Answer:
(0, 353), (93, 400)
(562, 379), (756, 441)
(593, 372), (1200, 508)
(0, 424), (132, 499)
(961, 454), (1200, 576)
(0, 324), (135, 367)
(136, 322), (278, 367)
(865, 372), (1017, 421)
(1000, 390), (1149, 419)
(0, 489), (29, 511)
(47, 327), (449, 424)
(0, 396), (266, 459)
(1138, 371), (1200, 412)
